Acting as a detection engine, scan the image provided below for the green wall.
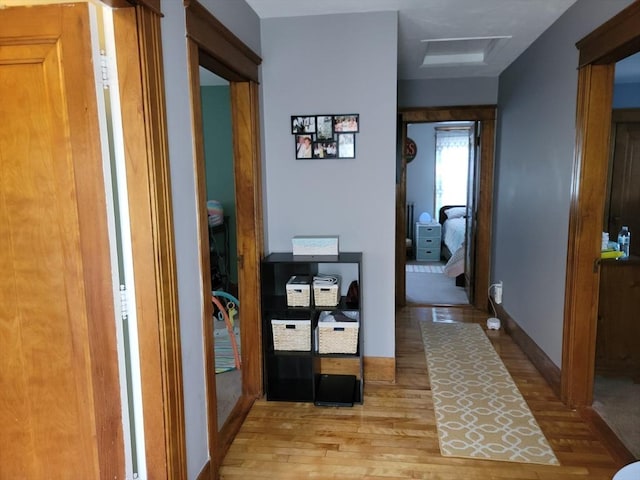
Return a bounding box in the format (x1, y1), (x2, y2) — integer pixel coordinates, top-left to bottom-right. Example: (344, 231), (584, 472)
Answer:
(201, 85), (238, 286)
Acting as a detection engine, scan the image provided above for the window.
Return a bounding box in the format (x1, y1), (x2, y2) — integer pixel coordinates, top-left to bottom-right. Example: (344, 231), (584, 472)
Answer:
(434, 127), (470, 215)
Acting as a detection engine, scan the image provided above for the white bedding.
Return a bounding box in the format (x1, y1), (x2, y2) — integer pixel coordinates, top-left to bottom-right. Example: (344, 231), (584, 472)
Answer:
(442, 217), (466, 255)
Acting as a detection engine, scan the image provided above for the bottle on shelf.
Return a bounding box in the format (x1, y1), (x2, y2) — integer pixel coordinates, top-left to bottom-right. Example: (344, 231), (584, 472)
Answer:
(617, 226), (631, 258)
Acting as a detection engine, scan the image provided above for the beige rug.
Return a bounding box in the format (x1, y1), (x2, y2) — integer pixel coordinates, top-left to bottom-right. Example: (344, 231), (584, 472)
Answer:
(420, 321), (559, 465)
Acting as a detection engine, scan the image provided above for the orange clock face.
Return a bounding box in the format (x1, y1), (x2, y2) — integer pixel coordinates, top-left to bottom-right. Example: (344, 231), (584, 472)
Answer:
(405, 137), (417, 163)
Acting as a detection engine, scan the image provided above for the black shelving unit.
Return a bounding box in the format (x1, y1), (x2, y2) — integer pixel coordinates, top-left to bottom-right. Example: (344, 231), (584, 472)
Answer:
(261, 252), (363, 406)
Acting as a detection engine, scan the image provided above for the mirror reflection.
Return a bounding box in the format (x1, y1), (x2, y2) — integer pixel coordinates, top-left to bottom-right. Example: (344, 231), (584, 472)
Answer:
(199, 66), (242, 429)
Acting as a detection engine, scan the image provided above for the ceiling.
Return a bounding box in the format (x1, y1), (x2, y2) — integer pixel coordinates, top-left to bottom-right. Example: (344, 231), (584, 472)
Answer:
(244, 0), (580, 80)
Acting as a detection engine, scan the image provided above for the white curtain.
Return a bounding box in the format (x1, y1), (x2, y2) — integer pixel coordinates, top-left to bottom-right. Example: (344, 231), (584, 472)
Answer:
(434, 128), (470, 216)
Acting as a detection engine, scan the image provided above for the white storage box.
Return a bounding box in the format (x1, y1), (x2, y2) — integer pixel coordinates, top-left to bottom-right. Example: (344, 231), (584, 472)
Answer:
(286, 276), (310, 307)
(292, 236), (339, 256)
(317, 311), (359, 354)
(313, 275), (340, 307)
(271, 319), (311, 351)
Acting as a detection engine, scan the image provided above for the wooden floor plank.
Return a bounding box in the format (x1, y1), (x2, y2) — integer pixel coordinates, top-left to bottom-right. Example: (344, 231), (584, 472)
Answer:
(219, 307), (629, 479)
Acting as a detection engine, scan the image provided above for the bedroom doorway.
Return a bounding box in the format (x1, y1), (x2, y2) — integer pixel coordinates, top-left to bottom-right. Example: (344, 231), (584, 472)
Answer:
(404, 122), (472, 306)
(396, 106), (496, 312)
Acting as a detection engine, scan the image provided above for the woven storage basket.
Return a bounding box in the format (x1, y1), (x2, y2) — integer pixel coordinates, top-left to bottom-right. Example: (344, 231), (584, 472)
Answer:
(286, 276), (310, 307)
(271, 319), (310, 351)
(313, 282), (340, 307)
(317, 311), (359, 354)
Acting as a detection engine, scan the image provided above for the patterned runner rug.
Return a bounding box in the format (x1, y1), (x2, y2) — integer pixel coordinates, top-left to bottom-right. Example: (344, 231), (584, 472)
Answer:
(420, 321), (559, 465)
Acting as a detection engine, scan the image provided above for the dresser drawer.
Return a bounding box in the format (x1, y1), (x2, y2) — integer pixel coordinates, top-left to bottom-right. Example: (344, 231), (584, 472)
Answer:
(416, 223), (441, 239)
(416, 247), (440, 261)
(416, 236), (439, 249)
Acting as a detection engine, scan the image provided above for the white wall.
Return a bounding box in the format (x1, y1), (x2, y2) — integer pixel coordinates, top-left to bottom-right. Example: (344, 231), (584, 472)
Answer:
(493, 0), (634, 367)
(260, 12), (398, 358)
(407, 123), (436, 225)
(160, 1), (260, 477)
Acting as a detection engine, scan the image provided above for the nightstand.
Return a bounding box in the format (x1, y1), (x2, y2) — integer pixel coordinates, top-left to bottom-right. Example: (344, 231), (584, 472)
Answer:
(415, 223), (441, 261)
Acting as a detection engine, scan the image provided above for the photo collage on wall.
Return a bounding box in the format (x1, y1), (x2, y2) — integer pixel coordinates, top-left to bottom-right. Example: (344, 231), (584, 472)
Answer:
(291, 114), (359, 160)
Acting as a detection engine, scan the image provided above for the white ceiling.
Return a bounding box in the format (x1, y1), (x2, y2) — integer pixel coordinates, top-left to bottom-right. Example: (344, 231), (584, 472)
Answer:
(244, 0), (579, 80)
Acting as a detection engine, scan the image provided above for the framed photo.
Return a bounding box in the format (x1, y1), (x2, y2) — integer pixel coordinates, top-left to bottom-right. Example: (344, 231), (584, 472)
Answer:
(291, 115), (316, 134)
(313, 140), (338, 159)
(295, 134), (313, 159)
(315, 115), (334, 140)
(338, 133), (355, 159)
(333, 114), (359, 133)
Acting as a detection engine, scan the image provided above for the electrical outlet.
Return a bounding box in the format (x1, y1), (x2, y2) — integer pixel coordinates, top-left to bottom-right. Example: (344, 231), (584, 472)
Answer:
(494, 281), (503, 304)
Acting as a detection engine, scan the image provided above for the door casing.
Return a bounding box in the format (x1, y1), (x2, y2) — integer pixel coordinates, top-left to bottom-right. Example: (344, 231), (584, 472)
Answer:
(397, 106), (496, 312)
(185, 0), (264, 476)
(562, 0), (640, 408)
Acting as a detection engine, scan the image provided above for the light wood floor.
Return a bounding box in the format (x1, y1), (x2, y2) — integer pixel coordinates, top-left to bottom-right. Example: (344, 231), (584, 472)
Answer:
(219, 306), (627, 479)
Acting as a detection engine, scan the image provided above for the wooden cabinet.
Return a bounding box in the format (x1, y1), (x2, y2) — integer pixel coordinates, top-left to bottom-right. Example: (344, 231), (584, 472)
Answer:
(415, 223), (441, 261)
(261, 253), (363, 406)
(595, 257), (640, 380)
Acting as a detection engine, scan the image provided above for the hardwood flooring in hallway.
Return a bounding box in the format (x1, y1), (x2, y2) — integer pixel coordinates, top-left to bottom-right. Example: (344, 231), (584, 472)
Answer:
(219, 307), (629, 479)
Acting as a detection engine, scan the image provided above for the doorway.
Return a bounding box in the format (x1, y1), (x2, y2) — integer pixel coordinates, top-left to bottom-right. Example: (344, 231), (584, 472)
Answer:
(562, 0), (640, 403)
(396, 106), (496, 312)
(591, 61), (640, 460)
(405, 122), (473, 306)
(562, 0), (640, 463)
(185, 1), (263, 475)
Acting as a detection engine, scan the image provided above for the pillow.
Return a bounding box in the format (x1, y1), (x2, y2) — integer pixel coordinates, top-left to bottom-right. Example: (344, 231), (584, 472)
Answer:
(444, 206), (466, 219)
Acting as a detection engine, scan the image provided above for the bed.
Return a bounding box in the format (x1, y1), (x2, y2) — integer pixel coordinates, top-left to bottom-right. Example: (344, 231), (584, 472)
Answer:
(439, 205), (466, 260)
(439, 205), (466, 285)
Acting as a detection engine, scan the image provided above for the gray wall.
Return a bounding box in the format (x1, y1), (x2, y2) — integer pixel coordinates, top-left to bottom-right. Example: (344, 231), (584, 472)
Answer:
(493, 0), (634, 367)
(160, 1), (260, 477)
(407, 123), (436, 224)
(260, 12), (398, 358)
(398, 77), (498, 108)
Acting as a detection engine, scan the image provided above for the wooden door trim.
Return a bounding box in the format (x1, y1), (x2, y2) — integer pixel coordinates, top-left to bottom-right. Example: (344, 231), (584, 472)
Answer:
(184, 0), (261, 82)
(185, 1), (263, 476)
(397, 105), (496, 311)
(576, 0), (640, 67)
(113, 6), (187, 478)
(563, 1), (640, 407)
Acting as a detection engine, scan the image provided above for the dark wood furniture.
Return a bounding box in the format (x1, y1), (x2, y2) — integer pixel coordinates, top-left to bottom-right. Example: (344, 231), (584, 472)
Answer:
(595, 256), (640, 381)
(261, 252), (363, 406)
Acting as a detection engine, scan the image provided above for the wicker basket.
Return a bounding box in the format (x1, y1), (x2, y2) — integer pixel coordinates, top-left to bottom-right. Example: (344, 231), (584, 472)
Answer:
(313, 275), (340, 307)
(286, 276), (310, 307)
(313, 283), (340, 306)
(271, 319), (311, 351)
(317, 311), (359, 354)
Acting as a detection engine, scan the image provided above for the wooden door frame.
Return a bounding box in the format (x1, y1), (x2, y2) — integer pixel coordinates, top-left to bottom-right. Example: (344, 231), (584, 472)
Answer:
(562, 0), (640, 408)
(184, 0), (264, 476)
(111, 5), (187, 478)
(397, 106), (496, 312)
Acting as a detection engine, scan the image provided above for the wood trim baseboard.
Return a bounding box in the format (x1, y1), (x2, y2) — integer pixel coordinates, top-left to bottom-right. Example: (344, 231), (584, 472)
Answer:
(196, 460), (212, 480)
(364, 356), (396, 384)
(577, 406), (637, 468)
(494, 302), (562, 397)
